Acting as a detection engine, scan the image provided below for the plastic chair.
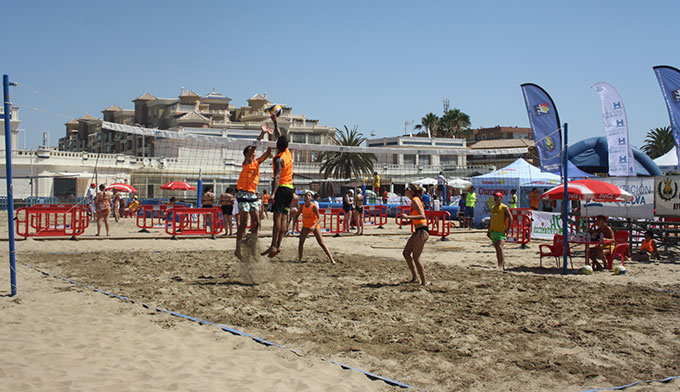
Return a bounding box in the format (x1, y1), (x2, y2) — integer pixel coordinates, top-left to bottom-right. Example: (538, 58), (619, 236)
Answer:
(539, 234), (573, 268)
(607, 230), (630, 270)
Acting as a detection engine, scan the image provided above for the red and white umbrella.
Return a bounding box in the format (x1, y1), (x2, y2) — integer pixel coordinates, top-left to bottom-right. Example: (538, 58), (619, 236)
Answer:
(105, 183), (137, 193)
(160, 181), (196, 191)
(540, 179), (633, 202)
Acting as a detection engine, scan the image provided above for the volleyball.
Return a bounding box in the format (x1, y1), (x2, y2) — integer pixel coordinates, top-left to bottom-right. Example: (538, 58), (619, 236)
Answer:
(614, 265), (627, 275)
(581, 265), (593, 275)
(267, 104), (282, 117)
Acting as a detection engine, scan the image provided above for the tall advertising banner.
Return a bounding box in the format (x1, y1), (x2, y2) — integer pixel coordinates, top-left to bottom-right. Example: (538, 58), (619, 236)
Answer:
(592, 82), (636, 177)
(653, 66), (680, 165)
(521, 83), (562, 174)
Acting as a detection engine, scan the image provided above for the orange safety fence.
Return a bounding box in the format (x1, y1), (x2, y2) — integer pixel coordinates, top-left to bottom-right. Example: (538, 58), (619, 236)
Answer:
(294, 207), (344, 235)
(363, 205), (387, 228)
(16, 204), (89, 238)
(395, 206), (411, 228)
(508, 208), (532, 245)
(409, 210), (451, 238)
(136, 205), (170, 232)
(165, 207), (223, 237)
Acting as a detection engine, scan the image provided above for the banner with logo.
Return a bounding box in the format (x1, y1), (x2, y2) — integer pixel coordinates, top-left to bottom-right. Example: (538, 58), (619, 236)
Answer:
(583, 177), (654, 219)
(653, 66), (680, 166)
(655, 175), (680, 216)
(521, 83), (562, 174)
(530, 211), (562, 240)
(592, 82), (636, 177)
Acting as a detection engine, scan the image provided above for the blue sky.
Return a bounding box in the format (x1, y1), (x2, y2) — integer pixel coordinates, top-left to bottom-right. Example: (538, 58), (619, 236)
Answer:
(4, 1), (679, 150)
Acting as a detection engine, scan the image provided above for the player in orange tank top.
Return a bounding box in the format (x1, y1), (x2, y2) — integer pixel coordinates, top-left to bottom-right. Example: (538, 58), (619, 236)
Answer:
(234, 124), (272, 261)
(262, 134), (296, 258)
(401, 184), (429, 285)
(297, 191), (335, 264)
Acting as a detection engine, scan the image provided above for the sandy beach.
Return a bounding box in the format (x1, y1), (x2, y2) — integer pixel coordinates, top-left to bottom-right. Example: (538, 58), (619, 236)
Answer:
(2, 214), (680, 391)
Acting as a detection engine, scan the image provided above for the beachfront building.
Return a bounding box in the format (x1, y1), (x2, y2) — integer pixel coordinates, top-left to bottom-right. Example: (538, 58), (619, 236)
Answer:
(465, 126), (537, 168)
(365, 135), (496, 183)
(0, 105), (21, 152)
(58, 89), (336, 164)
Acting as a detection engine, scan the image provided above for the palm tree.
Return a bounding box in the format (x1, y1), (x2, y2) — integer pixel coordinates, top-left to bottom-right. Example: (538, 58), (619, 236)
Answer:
(439, 108), (471, 138)
(641, 126), (674, 159)
(319, 125), (376, 179)
(414, 113), (440, 137)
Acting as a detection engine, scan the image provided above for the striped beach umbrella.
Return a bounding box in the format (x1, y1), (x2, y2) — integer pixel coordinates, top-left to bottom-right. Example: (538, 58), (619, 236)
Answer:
(540, 179), (633, 202)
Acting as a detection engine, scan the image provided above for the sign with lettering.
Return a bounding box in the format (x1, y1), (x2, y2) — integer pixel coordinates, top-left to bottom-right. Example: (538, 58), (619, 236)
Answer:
(584, 177), (654, 219)
(655, 175), (680, 217)
(530, 211), (562, 240)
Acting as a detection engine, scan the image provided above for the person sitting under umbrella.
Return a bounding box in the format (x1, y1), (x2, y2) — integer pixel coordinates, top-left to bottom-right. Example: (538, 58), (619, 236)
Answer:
(588, 215), (614, 271)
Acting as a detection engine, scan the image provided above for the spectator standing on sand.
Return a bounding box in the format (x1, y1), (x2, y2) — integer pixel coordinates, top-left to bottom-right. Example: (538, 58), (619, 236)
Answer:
(86, 183), (97, 221)
(219, 189), (235, 236)
(465, 186), (477, 229)
(95, 184), (111, 236)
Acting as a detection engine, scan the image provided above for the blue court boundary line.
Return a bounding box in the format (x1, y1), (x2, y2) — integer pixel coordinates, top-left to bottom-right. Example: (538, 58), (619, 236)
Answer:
(581, 376), (679, 392)
(21, 262), (422, 391)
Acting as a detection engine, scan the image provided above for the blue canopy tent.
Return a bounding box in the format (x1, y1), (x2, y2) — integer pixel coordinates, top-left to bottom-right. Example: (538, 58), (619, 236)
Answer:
(470, 159), (560, 226)
(567, 136), (662, 176)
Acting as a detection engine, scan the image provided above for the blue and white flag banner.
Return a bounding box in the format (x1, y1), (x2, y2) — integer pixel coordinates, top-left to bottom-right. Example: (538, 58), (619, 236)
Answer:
(520, 84), (562, 174)
(653, 66), (680, 166)
(592, 82), (636, 177)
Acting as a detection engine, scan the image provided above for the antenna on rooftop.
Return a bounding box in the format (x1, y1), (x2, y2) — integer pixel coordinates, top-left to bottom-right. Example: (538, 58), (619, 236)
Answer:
(443, 98), (450, 113)
(404, 120), (414, 137)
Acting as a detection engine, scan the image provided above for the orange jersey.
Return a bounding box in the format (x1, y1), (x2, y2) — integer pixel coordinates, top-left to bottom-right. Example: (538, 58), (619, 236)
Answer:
(237, 159), (260, 193)
(411, 197), (427, 227)
(273, 148), (293, 186)
(263, 193), (269, 204)
(301, 202), (319, 229)
(641, 238), (656, 253)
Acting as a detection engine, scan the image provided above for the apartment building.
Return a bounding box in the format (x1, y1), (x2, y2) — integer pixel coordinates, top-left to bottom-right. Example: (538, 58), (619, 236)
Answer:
(58, 88), (336, 163)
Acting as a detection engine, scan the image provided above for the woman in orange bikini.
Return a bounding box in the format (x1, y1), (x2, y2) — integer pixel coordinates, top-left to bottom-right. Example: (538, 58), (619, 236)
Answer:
(297, 191), (335, 264)
(401, 184), (429, 285)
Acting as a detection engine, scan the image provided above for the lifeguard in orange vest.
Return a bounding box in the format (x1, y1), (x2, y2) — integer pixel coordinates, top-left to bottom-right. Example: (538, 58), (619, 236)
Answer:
(234, 124), (272, 261)
(297, 191), (335, 264)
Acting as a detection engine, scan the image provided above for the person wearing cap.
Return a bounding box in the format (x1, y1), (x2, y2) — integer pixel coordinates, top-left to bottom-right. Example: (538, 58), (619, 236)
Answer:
(488, 192), (513, 270)
(85, 183), (97, 221)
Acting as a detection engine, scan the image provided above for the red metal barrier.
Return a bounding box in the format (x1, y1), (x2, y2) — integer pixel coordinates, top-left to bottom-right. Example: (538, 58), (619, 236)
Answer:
(363, 205), (387, 228)
(395, 206), (411, 228)
(165, 207), (223, 238)
(410, 210), (451, 238)
(295, 207), (344, 235)
(16, 204), (89, 238)
(508, 208), (532, 245)
(136, 205), (170, 232)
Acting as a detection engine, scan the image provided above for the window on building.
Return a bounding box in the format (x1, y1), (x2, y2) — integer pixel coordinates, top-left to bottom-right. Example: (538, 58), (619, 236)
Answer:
(291, 133), (306, 143)
(309, 135), (321, 144)
(404, 154), (416, 165)
(419, 155), (431, 166)
(441, 155), (457, 165)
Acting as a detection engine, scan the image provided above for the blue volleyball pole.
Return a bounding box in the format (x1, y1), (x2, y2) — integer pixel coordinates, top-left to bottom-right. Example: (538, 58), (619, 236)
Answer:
(562, 123), (569, 275)
(3, 75), (17, 296)
(197, 168), (203, 208)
